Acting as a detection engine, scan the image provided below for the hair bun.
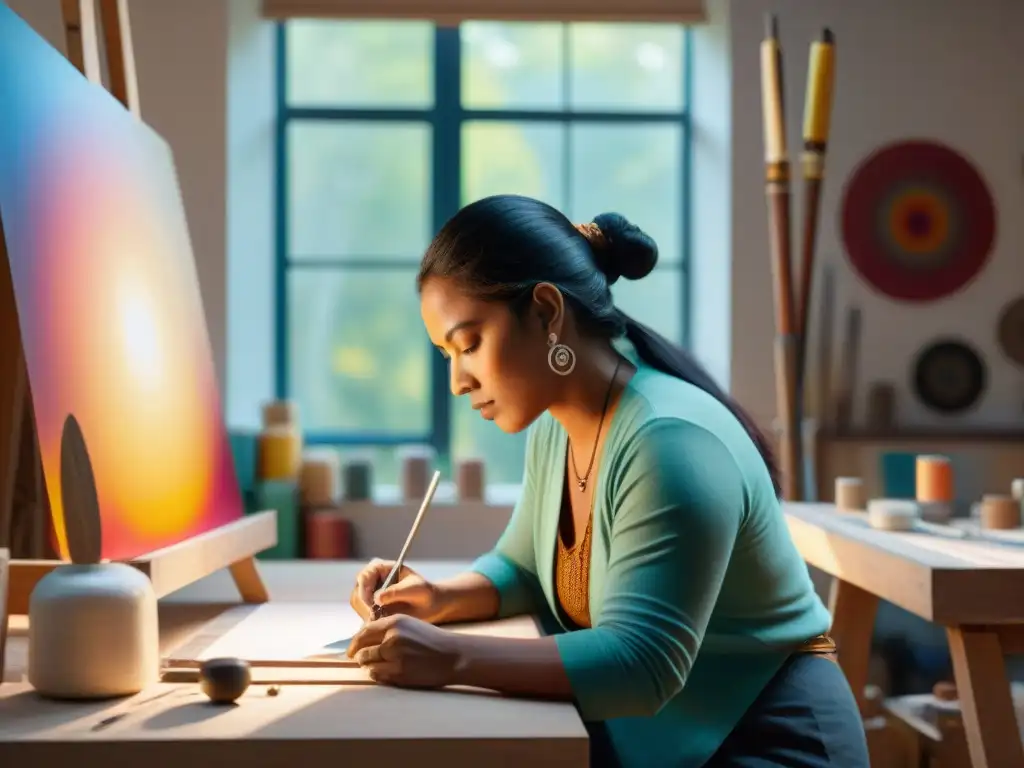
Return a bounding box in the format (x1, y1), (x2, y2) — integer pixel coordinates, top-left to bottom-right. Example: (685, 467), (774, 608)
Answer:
(589, 212), (658, 283)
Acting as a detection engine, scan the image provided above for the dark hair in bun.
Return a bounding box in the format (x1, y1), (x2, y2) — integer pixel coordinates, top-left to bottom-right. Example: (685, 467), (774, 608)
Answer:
(587, 212), (659, 284)
(418, 194), (780, 496)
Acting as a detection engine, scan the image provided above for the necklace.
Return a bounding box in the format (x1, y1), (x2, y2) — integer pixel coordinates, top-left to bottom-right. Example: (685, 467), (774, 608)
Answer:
(568, 357), (623, 492)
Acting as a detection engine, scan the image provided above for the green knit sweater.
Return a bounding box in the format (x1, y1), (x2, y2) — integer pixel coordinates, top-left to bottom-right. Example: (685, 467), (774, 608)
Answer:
(471, 360), (831, 766)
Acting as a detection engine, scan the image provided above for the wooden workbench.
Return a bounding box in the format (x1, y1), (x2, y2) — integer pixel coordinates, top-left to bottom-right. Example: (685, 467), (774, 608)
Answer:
(785, 502), (1024, 768)
(0, 561), (589, 766)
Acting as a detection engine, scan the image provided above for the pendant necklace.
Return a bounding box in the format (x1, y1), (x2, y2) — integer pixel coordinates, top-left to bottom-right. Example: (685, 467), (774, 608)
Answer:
(568, 357), (623, 492)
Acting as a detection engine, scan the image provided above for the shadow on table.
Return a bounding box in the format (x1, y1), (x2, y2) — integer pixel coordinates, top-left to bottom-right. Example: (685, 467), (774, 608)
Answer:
(143, 700), (237, 730)
(0, 690), (97, 735)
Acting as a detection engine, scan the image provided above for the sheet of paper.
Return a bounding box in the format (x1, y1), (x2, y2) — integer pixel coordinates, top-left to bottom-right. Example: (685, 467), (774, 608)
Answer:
(177, 603), (365, 663)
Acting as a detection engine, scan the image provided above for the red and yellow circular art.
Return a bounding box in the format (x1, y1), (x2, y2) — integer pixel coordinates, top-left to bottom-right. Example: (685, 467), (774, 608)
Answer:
(841, 140), (996, 302)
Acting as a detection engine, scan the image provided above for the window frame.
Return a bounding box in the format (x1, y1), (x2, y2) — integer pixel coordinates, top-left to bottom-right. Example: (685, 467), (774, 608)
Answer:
(273, 22), (693, 467)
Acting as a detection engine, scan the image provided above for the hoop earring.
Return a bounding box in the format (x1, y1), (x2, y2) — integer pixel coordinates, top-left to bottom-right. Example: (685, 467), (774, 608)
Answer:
(547, 332), (576, 376)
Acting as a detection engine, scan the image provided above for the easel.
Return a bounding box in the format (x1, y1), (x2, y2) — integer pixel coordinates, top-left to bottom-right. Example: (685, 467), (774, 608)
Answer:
(0, 0), (278, 615)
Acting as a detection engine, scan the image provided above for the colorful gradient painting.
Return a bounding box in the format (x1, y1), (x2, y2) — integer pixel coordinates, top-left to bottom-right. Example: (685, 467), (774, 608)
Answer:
(0, 4), (244, 561)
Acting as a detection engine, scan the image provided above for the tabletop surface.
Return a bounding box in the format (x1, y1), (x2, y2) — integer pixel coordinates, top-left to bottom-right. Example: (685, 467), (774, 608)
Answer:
(784, 502), (1024, 624)
(0, 560), (588, 749)
(784, 502), (1024, 571)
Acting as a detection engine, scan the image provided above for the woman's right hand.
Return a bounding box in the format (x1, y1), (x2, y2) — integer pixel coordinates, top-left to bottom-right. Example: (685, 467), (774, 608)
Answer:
(349, 559), (445, 623)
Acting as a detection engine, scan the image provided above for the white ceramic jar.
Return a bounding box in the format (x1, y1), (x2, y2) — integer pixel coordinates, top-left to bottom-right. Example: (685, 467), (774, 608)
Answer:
(28, 562), (159, 699)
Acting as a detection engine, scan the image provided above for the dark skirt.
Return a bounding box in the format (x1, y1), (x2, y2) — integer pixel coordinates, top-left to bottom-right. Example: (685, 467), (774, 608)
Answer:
(588, 652), (870, 767)
(703, 653), (870, 767)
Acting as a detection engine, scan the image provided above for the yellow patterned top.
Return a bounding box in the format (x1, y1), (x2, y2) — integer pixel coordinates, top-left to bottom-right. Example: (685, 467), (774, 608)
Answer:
(555, 512), (593, 629)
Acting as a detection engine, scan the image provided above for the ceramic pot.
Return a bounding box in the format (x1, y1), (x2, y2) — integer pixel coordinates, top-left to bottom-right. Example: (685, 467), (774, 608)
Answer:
(28, 562), (159, 699)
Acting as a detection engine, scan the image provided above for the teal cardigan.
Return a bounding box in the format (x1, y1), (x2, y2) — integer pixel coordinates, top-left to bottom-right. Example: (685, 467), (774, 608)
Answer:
(471, 360), (831, 767)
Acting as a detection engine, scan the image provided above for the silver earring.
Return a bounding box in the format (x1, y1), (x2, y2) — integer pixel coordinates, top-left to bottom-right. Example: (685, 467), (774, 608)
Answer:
(547, 332), (576, 376)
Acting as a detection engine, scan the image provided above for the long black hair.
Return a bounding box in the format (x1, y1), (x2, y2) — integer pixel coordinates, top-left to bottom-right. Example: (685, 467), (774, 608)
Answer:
(417, 194), (781, 496)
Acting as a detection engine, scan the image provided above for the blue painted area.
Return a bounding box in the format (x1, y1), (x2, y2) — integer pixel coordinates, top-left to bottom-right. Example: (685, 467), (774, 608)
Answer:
(228, 430), (258, 494)
(250, 479), (301, 559)
(879, 451), (917, 499)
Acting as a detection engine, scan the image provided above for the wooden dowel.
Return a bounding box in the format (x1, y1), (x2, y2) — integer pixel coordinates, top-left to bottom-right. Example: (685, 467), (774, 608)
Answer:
(815, 263), (836, 425)
(60, 0), (103, 83)
(795, 28), (836, 392)
(760, 14), (802, 500)
(98, 0), (141, 116)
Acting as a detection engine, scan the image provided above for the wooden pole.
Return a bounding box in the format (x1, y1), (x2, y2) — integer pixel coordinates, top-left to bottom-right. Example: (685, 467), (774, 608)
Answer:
(60, 0), (103, 83)
(815, 263), (836, 426)
(97, 0), (140, 115)
(760, 14), (802, 501)
(0, 216), (29, 556)
(0, 548), (8, 685)
(795, 28), (836, 417)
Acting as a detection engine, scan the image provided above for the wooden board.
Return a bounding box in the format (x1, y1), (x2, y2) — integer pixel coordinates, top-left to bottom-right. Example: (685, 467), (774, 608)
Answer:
(784, 502), (1024, 624)
(7, 511), (277, 615)
(0, 676), (588, 766)
(950, 517), (1024, 546)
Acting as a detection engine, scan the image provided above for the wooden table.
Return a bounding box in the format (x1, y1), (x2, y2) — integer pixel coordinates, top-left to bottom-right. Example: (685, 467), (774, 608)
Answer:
(785, 502), (1024, 768)
(0, 560), (589, 766)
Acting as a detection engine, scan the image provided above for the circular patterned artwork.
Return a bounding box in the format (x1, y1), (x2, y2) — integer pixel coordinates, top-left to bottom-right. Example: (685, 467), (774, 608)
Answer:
(997, 296), (1024, 367)
(911, 339), (987, 414)
(841, 140), (996, 302)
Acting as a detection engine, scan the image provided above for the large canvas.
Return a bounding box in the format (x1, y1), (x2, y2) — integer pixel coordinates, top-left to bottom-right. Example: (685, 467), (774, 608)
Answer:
(0, 4), (244, 561)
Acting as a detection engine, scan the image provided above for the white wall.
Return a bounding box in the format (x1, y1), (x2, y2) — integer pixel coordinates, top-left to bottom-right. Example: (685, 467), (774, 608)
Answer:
(225, 0), (276, 430)
(723, 0), (1024, 430)
(8, 0), (1024, 437)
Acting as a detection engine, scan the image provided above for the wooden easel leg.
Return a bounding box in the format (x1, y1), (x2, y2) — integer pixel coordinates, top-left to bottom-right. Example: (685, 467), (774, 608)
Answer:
(828, 578), (878, 714)
(12, 384), (51, 559)
(0, 548), (9, 684)
(61, 0), (103, 83)
(97, 0), (140, 115)
(946, 626), (1024, 768)
(228, 556), (269, 603)
(0, 209), (29, 557)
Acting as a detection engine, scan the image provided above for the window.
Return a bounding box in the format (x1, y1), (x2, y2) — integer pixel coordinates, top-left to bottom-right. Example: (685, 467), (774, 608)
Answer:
(275, 20), (692, 486)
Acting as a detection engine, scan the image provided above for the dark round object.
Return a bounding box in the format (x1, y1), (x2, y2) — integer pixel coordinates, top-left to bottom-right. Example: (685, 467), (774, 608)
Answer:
(997, 296), (1024, 367)
(199, 657), (252, 704)
(911, 339), (986, 414)
(841, 140), (996, 303)
(60, 413), (103, 564)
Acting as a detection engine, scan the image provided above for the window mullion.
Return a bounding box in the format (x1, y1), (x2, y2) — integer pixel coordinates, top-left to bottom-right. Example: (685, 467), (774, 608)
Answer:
(430, 25), (462, 474)
(274, 22), (289, 399)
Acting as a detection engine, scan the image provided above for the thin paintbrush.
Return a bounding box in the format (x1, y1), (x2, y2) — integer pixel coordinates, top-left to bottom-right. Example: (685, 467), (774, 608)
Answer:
(372, 469), (441, 618)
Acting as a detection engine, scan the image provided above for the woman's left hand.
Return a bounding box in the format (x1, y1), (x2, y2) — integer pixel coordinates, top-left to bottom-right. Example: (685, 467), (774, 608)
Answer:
(347, 613), (462, 688)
